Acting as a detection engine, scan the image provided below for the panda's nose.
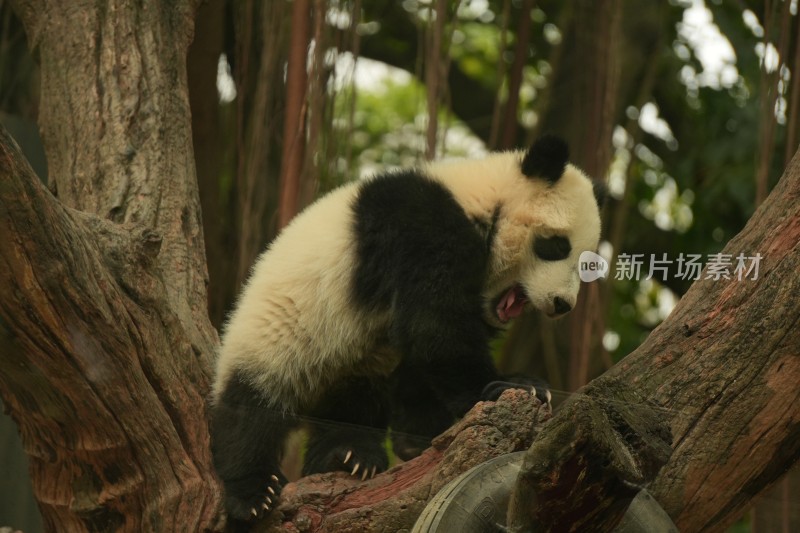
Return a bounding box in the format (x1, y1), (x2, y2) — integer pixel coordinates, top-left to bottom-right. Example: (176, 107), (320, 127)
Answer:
(553, 297), (572, 315)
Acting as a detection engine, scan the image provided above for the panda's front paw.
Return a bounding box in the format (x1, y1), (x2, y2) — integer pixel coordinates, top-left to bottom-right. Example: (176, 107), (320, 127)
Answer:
(224, 473), (284, 523)
(303, 443), (388, 480)
(342, 448), (384, 480)
(481, 376), (552, 405)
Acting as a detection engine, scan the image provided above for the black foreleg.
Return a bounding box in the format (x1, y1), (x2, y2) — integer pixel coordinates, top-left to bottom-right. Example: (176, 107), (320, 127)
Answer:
(303, 375), (390, 480)
(389, 359), (454, 460)
(209, 373), (291, 524)
(393, 305), (500, 415)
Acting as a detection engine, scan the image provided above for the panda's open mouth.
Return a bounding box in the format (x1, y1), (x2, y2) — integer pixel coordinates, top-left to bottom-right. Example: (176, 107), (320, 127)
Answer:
(495, 284), (529, 323)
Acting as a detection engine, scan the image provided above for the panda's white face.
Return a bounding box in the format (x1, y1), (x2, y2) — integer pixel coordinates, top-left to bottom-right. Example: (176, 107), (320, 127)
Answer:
(482, 162), (603, 328)
(485, 166), (602, 327)
(429, 138), (603, 329)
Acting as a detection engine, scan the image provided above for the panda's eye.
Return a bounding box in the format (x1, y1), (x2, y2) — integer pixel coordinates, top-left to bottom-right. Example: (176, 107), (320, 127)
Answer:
(534, 235), (571, 261)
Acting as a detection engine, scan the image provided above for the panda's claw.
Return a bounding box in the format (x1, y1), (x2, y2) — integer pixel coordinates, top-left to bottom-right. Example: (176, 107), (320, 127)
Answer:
(545, 389), (552, 404)
(370, 466), (377, 479)
(343, 450), (353, 464)
(361, 468), (369, 481)
(351, 463), (360, 476)
(271, 474), (280, 482)
(223, 472), (285, 523)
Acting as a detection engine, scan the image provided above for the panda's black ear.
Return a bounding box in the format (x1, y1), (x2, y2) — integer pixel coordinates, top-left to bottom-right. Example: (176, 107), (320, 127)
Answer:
(521, 135), (569, 183)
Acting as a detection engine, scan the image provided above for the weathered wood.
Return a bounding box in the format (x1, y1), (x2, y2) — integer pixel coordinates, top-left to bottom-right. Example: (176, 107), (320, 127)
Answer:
(506, 380), (671, 532)
(10, 0), (211, 338)
(599, 148), (800, 530)
(0, 123), (223, 532)
(2, 1), (799, 530)
(505, 148), (800, 532)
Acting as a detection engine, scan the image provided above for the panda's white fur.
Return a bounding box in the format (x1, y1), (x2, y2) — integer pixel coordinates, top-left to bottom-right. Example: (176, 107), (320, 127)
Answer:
(213, 184), (392, 413)
(209, 137), (603, 523)
(213, 153), (599, 410)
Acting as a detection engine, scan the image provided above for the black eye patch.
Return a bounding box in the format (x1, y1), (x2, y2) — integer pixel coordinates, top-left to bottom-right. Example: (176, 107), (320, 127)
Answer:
(533, 235), (572, 261)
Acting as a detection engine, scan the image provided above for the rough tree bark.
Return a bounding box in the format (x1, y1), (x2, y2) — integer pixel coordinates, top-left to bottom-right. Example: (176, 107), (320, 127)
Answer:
(0, 0), (222, 531)
(506, 380), (672, 532)
(619, 153), (800, 529)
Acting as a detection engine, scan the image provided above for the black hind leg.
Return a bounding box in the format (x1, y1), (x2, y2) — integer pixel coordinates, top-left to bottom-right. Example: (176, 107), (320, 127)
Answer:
(303, 375), (389, 480)
(389, 360), (454, 460)
(209, 372), (292, 523)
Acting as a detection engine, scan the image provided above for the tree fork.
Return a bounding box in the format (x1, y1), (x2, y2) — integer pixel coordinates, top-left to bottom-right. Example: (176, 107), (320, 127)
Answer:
(1, 0), (799, 529)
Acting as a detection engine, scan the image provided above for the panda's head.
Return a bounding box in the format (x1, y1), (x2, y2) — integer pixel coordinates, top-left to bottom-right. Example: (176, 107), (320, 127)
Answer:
(481, 136), (605, 328)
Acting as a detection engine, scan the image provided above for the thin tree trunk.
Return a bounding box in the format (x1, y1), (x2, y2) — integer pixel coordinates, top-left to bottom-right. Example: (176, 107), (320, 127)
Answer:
(235, 0), (289, 288)
(499, 0), (534, 150)
(565, 0), (620, 391)
(188, 0), (232, 328)
(784, 11), (800, 166)
(488, 0), (511, 150)
(302, 0), (326, 206)
(424, 0), (446, 160)
(278, 0), (310, 228)
(754, 0), (788, 207)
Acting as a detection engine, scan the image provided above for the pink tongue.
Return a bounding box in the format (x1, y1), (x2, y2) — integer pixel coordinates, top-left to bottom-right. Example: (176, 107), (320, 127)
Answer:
(497, 286), (527, 322)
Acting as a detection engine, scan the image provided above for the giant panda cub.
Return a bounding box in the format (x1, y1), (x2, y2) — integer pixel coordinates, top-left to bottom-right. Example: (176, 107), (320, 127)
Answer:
(209, 136), (605, 522)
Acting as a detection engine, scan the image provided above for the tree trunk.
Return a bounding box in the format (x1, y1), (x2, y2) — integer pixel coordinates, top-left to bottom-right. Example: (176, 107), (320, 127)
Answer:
(277, 0), (310, 229)
(0, 0), (223, 530)
(592, 147), (800, 530)
(234, 0), (289, 290)
(188, 0), (234, 329)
